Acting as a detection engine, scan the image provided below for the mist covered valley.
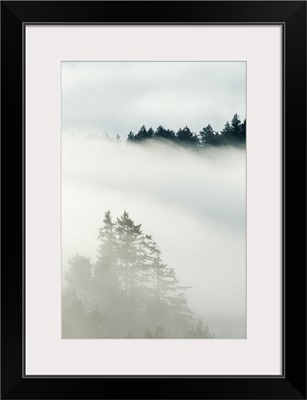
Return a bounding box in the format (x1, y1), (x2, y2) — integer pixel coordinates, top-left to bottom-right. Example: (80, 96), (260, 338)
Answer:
(62, 135), (246, 339)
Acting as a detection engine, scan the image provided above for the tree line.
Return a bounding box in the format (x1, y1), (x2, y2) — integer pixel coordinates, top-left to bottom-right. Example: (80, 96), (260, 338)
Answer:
(62, 211), (213, 339)
(127, 113), (246, 147)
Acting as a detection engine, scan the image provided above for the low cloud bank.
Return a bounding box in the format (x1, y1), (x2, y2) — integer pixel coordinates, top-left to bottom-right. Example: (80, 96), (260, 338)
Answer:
(62, 136), (246, 336)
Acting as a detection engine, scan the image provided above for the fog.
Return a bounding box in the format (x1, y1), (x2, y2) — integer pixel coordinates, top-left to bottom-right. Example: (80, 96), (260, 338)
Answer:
(62, 61), (246, 338)
(62, 62), (246, 137)
(62, 136), (246, 338)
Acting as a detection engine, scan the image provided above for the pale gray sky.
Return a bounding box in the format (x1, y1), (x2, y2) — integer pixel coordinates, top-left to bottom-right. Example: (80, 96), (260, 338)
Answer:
(62, 62), (246, 139)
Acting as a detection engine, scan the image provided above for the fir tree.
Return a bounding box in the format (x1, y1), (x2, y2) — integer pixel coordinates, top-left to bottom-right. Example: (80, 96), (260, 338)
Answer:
(116, 211), (144, 302)
(230, 113), (242, 141)
(127, 131), (135, 141)
(63, 211), (214, 339)
(176, 126), (199, 145)
(240, 119), (246, 141)
(199, 124), (217, 146)
(220, 121), (232, 139)
(65, 254), (92, 302)
(155, 125), (176, 141)
(93, 211), (120, 316)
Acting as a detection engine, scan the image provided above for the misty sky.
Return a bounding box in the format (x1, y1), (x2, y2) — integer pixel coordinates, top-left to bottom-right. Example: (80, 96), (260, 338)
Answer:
(62, 62), (246, 138)
(62, 62), (246, 337)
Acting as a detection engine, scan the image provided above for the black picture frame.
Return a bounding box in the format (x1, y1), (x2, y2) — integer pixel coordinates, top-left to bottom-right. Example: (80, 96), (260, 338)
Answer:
(1, 1), (306, 399)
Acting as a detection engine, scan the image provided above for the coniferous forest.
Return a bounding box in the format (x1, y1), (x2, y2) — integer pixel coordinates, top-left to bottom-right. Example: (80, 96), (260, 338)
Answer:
(126, 113), (246, 148)
(62, 211), (215, 339)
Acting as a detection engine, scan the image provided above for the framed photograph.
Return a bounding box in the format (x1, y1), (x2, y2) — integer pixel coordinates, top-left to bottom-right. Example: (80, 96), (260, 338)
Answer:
(1, 1), (306, 399)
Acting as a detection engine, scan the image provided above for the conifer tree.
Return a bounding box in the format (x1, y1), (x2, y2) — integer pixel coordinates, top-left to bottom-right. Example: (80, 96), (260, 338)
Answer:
(96, 211), (117, 273)
(230, 113), (242, 141)
(240, 119), (246, 141)
(127, 131), (135, 141)
(199, 124), (217, 146)
(93, 211), (120, 315)
(63, 211), (214, 339)
(155, 125), (176, 141)
(176, 126), (199, 145)
(65, 254), (92, 302)
(220, 121), (232, 139)
(116, 211), (144, 301)
(141, 234), (194, 336)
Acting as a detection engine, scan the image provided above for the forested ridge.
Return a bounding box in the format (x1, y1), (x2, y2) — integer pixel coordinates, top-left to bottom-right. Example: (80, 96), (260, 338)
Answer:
(126, 113), (246, 147)
(62, 211), (214, 339)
